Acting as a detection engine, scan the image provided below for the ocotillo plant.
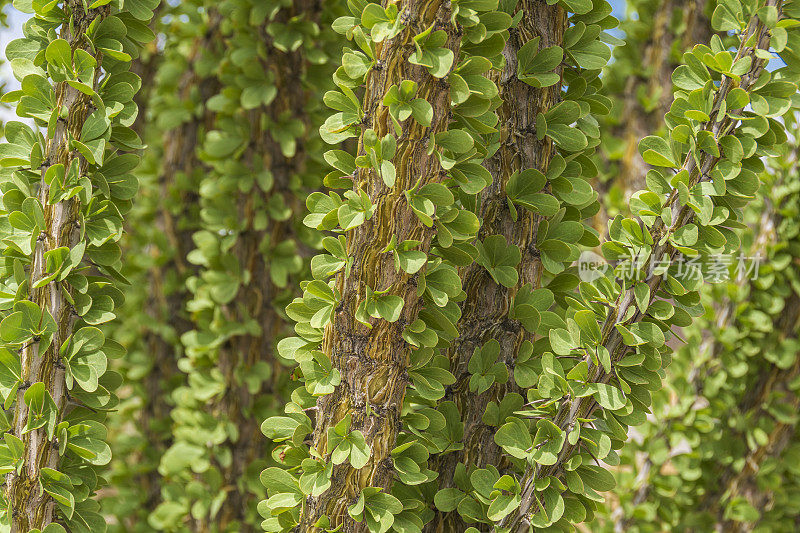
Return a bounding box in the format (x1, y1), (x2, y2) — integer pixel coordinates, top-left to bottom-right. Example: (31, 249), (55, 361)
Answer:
(604, 113), (800, 532)
(152, 0), (341, 531)
(0, 0), (157, 531)
(495, 1), (800, 530)
(259, 0), (800, 531)
(0, 1), (797, 533)
(103, 3), (218, 530)
(426, 0), (611, 529)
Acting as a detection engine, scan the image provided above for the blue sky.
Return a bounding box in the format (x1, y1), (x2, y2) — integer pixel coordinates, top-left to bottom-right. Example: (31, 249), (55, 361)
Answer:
(610, 0), (627, 22)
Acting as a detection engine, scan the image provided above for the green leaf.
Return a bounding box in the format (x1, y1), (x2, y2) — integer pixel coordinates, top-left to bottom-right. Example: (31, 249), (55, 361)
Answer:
(436, 129), (474, 153)
(374, 294), (404, 322)
(591, 383), (626, 410)
(434, 488), (466, 512)
(45, 39), (71, 70)
(468, 339), (508, 394)
(517, 37), (563, 88)
(573, 309), (600, 342)
(494, 417), (532, 460)
(260, 467), (302, 496)
(634, 282), (650, 314)
(347, 430), (371, 469)
(712, 0), (743, 31)
(546, 124), (588, 152)
(577, 464), (616, 492)
(726, 87), (750, 109)
(81, 110), (110, 141)
(299, 459), (332, 497)
(531, 419), (566, 466)
(639, 135), (677, 167)
(549, 328), (575, 355)
(596, 346), (611, 374)
(487, 490), (521, 522)
(475, 235), (521, 288)
(506, 169), (559, 216)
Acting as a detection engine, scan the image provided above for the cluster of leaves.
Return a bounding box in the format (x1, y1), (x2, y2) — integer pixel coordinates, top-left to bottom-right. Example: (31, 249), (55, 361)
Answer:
(0, 1), (798, 532)
(0, 0), (157, 531)
(262, 0), (800, 531)
(0, 0), (16, 124)
(425, 0), (620, 529)
(601, 112), (800, 532)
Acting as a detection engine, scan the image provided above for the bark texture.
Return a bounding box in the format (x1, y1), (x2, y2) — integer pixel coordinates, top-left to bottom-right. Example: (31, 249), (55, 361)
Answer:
(424, 2), (566, 531)
(298, 1), (460, 530)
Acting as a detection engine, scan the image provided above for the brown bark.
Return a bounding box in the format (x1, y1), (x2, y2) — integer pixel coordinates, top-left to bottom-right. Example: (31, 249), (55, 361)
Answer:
(7, 4), (109, 531)
(424, 2), (566, 531)
(298, 2), (460, 530)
